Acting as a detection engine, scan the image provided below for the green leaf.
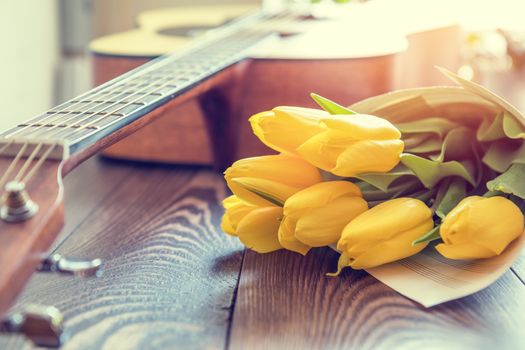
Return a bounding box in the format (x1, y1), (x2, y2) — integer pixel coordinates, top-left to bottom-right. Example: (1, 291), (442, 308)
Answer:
(310, 93), (356, 115)
(400, 153), (477, 189)
(434, 178), (467, 219)
(234, 182), (285, 207)
(486, 163), (525, 200)
(396, 117), (459, 138)
(356, 165), (414, 192)
(482, 139), (525, 173)
(477, 112), (506, 141)
(358, 177), (423, 202)
(412, 225), (441, 246)
(503, 112), (525, 139)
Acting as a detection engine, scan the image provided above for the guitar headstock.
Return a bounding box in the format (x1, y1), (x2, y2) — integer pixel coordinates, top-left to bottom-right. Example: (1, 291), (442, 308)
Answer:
(0, 140), (65, 318)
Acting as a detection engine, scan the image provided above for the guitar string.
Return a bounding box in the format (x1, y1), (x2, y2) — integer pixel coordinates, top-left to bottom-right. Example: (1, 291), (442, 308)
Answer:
(53, 14), (296, 142)
(3, 10), (282, 141)
(38, 30), (273, 143)
(13, 35), (243, 142)
(0, 143), (28, 191)
(0, 12), (294, 197)
(22, 144), (57, 184)
(0, 33), (260, 196)
(0, 139), (13, 154)
(69, 34), (270, 141)
(13, 143), (43, 182)
(2, 45), (193, 140)
(8, 11), (290, 142)
(9, 61), (178, 141)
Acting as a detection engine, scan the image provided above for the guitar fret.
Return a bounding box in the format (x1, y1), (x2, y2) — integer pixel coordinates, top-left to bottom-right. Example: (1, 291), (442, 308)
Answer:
(17, 123), (100, 130)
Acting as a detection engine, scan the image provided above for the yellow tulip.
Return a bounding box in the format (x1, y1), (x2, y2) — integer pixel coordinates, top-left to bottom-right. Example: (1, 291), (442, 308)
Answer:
(249, 106), (328, 156)
(224, 154), (322, 207)
(279, 181), (368, 255)
(249, 107), (404, 177)
(221, 195), (283, 253)
(335, 198), (433, 270)
(297, 115), (404, 176)
(436, 196), (524, 259)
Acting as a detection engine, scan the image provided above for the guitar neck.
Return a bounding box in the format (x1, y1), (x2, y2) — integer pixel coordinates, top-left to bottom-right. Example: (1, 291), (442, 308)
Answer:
(0, 27), (274, 166)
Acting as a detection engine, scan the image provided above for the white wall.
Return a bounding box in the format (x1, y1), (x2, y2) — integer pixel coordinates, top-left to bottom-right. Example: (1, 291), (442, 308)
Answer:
(0, 0), (59, 132)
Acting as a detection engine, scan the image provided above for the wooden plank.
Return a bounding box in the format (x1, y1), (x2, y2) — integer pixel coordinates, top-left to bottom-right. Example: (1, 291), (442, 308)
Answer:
(0, 159), (243, 349)
(230, 247), (525, 350)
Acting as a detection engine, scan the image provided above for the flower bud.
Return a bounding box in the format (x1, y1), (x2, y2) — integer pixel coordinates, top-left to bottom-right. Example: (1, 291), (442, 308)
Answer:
(436, 196), (524, 259)
(224, 154), (322, 207)
(249, 107), (403, 176)
(279, 181), (368, 255)
(336, 198), (433, 269)
(249, 106), (328, 156)
(297, 115), (404, 176)
(221, 195), (283, 253)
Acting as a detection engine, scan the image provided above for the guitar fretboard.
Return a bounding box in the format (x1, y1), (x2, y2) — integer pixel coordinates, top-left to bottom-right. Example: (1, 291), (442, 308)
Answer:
(1, 28), (274, 157)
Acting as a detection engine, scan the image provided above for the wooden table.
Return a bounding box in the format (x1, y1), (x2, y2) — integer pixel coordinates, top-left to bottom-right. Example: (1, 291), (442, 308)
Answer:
(0, 154), (524, 350)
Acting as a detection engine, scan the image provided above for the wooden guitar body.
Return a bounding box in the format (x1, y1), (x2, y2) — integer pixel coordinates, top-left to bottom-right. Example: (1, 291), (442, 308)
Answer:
(93, 55), (400, 163)
(91, 4), (460, 165)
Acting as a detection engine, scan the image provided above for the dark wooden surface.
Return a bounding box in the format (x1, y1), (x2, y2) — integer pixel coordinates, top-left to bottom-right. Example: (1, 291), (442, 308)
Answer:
(1, 156), (525, 350)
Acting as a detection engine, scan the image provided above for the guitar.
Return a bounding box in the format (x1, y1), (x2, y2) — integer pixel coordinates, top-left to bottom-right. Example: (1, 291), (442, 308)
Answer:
(90, 4), (461, 165)
(0, 4), (460, 346)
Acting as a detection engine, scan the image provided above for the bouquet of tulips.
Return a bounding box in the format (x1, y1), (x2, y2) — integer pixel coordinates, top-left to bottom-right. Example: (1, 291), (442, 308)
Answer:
(221, 68), (525, 274)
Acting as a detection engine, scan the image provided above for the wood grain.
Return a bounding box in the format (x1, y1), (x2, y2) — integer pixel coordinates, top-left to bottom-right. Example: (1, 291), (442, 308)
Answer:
(0, 158), (243, 349)
(230, 248), (525, 350)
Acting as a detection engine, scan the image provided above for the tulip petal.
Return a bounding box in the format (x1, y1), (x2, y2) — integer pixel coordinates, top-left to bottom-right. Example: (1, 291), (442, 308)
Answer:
(464, 196), (524, 254)
(221, 213), (236, 236)
(225, 154), (322, 206)
(332, 139), (404, 176)
(249, 107), (327, 154)
(222, 195), (240, 209)
(232, 177), (299, 207)
(236, 207), (283, 253)
(284, 181), (362, 218)
(339, 198), (432, 248)
(221, 195), (258, 236)
(439, 196), (481, 244)
(296, 131), (340, 172)
(321, 114), (401, 140)
(348, 221), (433, 269)
(278, 216), (310, 255)
(295, 196), (368, 247)
(435, 242), (496, 260)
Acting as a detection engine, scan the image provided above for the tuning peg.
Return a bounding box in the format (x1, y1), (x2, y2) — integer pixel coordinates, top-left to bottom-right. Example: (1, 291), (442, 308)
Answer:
(0, 181), (38, 223)
(38, 254), (104, 278)
(0, 304), (65, 348)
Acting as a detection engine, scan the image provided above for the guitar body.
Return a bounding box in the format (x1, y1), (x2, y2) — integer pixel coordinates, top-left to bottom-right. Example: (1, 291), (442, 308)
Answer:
(90, 4), (461, 165)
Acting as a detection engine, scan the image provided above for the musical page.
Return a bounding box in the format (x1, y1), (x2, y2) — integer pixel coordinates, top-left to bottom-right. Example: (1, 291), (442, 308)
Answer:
(365, 235), (525, 307)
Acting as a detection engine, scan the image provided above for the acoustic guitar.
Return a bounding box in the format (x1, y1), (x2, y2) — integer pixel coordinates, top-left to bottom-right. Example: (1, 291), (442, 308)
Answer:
(0, 4), (461, 347)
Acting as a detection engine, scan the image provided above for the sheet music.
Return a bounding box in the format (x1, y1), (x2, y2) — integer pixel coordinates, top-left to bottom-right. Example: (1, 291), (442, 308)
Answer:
(365, 234), (525, 307)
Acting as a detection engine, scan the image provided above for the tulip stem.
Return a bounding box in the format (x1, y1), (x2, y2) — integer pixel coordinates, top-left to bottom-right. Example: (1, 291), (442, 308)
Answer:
(326, 252), (351, 277)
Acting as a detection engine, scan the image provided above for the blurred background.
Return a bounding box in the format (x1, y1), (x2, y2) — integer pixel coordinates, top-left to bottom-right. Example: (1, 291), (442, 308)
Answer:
(2, 0), (525, 131)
